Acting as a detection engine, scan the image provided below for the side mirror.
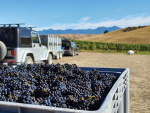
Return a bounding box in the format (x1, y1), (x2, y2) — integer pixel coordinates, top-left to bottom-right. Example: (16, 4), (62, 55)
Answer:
(39, 43), (41, 47)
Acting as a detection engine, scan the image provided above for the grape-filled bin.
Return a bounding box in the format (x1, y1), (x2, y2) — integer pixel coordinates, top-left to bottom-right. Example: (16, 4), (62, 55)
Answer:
(0, 67), (129, 113)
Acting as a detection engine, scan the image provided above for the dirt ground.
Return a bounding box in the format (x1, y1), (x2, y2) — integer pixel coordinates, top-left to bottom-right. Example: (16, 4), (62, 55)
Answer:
(53, 52), (150, 113)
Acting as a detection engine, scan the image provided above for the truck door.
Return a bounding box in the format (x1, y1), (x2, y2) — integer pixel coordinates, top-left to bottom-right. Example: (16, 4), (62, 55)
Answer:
(31, 32), (43, 61)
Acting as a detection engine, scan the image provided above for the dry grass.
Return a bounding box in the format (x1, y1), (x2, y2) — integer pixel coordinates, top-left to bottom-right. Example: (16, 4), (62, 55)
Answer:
(53, 52), (150, 113)
(54, 25), (150, 44)
(53, 34), (99, 40)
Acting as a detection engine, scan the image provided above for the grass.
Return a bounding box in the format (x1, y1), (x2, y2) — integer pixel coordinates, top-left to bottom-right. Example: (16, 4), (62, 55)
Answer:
(80, 25), (150, 44)
(134, 51), (150, 55)
(79, 49), (150, 55)
(55, 25), (150, 44)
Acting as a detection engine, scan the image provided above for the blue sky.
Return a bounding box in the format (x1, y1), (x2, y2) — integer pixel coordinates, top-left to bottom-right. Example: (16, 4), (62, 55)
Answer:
(0, 0), (150, 31)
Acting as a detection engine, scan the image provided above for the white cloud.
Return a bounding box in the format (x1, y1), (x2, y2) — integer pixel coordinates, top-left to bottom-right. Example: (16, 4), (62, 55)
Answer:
(122, 13), (148, 18)
(78, 17), (90, 23)
(34, 14), (150, 31)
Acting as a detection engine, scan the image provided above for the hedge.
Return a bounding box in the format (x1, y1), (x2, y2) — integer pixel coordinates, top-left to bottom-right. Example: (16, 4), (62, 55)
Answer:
(71, 39), (150, 52)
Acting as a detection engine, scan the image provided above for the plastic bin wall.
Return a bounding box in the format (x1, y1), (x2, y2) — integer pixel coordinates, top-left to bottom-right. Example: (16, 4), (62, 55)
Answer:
(0, 67), (129, 113)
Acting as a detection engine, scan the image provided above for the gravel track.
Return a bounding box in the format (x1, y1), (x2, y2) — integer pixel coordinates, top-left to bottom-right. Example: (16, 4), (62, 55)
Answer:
(53, 52), (150, 113)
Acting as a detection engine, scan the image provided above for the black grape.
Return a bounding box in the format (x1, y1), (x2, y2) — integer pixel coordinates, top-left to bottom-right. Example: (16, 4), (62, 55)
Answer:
(0, 63), (118, 111)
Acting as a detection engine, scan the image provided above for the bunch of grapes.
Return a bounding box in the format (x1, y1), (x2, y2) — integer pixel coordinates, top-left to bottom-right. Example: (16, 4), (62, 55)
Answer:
(0, 63), (117, 110)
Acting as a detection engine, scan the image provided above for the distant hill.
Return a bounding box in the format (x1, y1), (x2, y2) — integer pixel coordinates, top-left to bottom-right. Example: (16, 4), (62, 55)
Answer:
(38, 26), (121, 34)
(54, 25), (150, 44)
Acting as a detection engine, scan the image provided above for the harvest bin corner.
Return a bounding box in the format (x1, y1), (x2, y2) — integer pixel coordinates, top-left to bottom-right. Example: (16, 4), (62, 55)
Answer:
(0, 67), (129, 113)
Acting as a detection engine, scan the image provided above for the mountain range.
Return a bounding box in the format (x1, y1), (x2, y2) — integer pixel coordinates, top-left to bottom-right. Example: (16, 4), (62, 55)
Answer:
(38, 26), (121, 34)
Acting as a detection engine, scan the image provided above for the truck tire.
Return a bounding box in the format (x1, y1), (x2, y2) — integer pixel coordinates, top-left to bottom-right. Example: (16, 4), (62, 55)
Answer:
(0, 41), (7, 61)
(56, 53), (59, 60)
(45, 54), (52, 65)
(25, 56), (33, 64)
(59, 52), (62, 59)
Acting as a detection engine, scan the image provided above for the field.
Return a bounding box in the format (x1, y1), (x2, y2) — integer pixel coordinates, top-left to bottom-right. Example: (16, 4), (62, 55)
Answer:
(54, 25), (150, 44)
(53, 52), (150, 113)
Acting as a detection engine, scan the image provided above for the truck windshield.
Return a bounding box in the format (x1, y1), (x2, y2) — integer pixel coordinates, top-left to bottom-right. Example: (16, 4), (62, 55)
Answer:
(0, 28), (17, 47)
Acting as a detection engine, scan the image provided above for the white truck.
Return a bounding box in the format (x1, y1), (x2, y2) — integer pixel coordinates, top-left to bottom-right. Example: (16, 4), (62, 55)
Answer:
(0, 23), (63, 67)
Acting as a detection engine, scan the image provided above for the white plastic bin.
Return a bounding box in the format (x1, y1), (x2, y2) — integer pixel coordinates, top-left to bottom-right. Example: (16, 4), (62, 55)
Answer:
(0, 67), (129, 113)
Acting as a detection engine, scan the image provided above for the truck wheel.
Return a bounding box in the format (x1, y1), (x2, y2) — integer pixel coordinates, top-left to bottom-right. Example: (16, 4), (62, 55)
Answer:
(59, 52), (62, 59)
(0, 41), (7, 61)
(25, 56), (33, 64)
(45, 54), (52, 65)
(56, 53), (59, 60)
